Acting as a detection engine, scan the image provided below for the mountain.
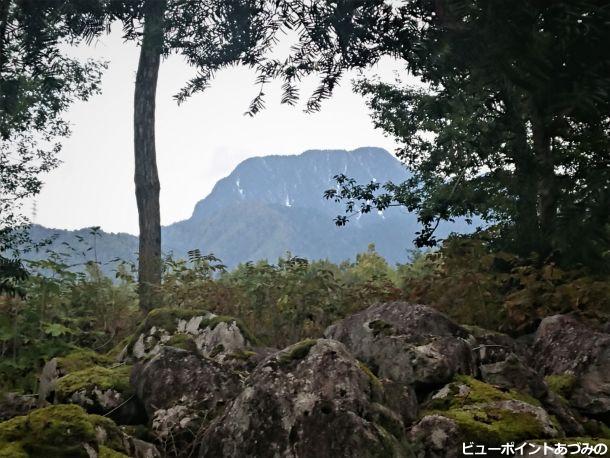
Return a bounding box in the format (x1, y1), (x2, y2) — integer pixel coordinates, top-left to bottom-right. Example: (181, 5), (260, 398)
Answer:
(26, 147), (473, 270)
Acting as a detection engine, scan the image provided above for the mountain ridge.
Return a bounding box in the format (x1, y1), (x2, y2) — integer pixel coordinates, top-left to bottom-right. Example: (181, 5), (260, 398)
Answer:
(25, 147), (472, 270)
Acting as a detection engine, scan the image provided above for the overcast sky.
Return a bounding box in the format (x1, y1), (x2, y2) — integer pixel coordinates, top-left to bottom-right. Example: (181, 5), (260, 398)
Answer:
(33, 30), (402, 235)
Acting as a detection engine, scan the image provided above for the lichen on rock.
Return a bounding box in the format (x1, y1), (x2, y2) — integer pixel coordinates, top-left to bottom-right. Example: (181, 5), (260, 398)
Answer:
(199, 338), (416, 457)
(122, 308), (258, 366)
(325, 302), (475, 388)
(418, 375), (562, 448)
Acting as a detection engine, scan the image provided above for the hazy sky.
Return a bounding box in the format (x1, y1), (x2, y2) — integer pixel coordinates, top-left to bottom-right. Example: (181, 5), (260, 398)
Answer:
(33, 30), (402, 235)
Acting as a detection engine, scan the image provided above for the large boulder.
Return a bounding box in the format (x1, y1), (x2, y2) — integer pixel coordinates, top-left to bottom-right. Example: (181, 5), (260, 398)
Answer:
(463, 325), (530, 366)
(199, 339), (415, 458)
(532, 314), (610, 418)
(121, 308), (263, 370)
(416, 375), (562, 453)
(39, 349), (114, 404)
(324, 302), (475, 388)
(0, 404), (158, 457)
(480, 353), (547, 399)
(53, 364), (143, 425)
(38, 349), (142, 425)
(131, 346), (242, 455)
(408, 414), (462, 458)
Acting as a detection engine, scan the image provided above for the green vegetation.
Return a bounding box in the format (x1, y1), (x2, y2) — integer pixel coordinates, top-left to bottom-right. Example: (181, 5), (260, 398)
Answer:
(2, 238), (608, 394)
(425, 375), (542, 410)
(545, 374), (578, 399)
(423, 376), (554, 446)
(55, 365), (132, 400)
(0, 404), (126, 457)
(277, 339), (318, 365)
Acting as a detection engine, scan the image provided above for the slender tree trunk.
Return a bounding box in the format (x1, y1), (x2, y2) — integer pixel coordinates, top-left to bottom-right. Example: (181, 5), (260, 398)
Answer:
(502, 87), (541, 255)
(134, 0), (166, 311)
(531, 110), (556, 258)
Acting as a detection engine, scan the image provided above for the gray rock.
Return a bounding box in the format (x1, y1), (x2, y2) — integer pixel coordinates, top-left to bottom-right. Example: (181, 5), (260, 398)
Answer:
(131, 346), (241, 454)
(464, 325), (530, 365)
(0, 392), (39, 421)
(123, 309), (262, 372)
(324, 302), (475, 387)
(408, 415), (461, 458)
(199, 338), (415, 458)
(480, 353), (547, 399)
(532, 314), (610, 417)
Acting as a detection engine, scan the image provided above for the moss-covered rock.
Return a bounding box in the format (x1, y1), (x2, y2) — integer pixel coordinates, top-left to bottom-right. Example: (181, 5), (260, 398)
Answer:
(427, 375), (542, 410)
(39, 349), (114, 403)
(0, 404), (128, 457)
(165, 333), (198, 353)
(545, 373), (578, 399)
(420, 375), (562, 447)
(276, 338), (317, 365)
(54, 365), (143, 424)
(58, 349), (114, 373)
(532, 314), (610, 417)
(123, 308), (258, 365)
(56, 365), (132, 399)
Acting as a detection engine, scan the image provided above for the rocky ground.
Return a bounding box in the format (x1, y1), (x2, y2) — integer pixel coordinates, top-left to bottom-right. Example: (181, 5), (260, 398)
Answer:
(1, 302), (608, 457)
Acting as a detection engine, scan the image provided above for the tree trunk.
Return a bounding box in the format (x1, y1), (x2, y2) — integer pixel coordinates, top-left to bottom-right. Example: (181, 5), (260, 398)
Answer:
(531, 110), (556, 258)
(502, 87), (541, 256)
(134, 0), (165, 311)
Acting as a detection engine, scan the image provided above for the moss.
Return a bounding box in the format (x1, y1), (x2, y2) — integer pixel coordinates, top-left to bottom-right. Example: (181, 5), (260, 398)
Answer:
(89, 415), (126, 452)
(427, 405), (546, 446)
(0, 441), (27, 458)
(57, 349), (113, 373)
(358, 361), (383, 394)
(0, 405), (95, 457)
(421, 376), (560, 447)
(368, 319), (394, 337)
(56, 365), (132, 399)
(226, 349), (257, 361)
(583, 419), (610, 439)
(0, 405), (127, 458)
(545, 373), (577, 398)
(106, 337), (130, 360)
(99, 445), (129, 458)
(166, 333), (198, 353)
(426, 375), (541, 411)
(127, 308), (259, 351)
(199, 315), (259, 346)
(368, 403), (404, 440)
(371, 424), (415, 458)
(277, 339), (317, 365)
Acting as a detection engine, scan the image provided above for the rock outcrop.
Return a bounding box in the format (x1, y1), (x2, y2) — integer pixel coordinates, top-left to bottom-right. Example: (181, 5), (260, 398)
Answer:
(131, 346), (241, 454)
(38, 349), (114, 404)
(121, 308), (262, 371)
(38, 349), (141, 425)
(0, 404), (159, 457)
(325, 302), (475, 388)
(532, 314), (610, 417)
(416, 375), (562, 453)
(28, 303), (610, 457)
(199, 339), (414, 457)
